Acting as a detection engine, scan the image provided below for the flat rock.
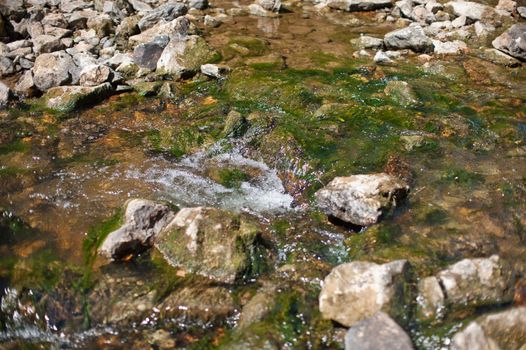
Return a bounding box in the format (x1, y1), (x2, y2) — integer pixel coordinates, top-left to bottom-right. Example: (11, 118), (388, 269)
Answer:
(44, 82), (114, 113)
(319, 260), (412, 327)
(351, 35), (384, 50)
(99, 199), (174, 260)
(384, 24), (434, 53)
(344, 312), (414, 350)
(315, 173), (409, 226)
(154, 207), (264, 283)
(492, 24), (526, 61)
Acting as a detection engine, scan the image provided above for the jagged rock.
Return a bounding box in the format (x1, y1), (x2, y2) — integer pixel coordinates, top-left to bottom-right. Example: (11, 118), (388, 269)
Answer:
(518, 6), (526, 18)
(432, 40), (467, 55)
(351, 35), (384, 50)
(133, 39), (168, 70)
(325, 0), (393, 11)
(14, 70), (38, 97)
(445, 1), (497, 21)
(32, 51), (76, 91)
(42, 13), (67, 28)
(411, 5), (435, 23)
(315, 173), (409, 226)
(384, 24), (433, 53)
(86, 13), (114, 37)
(33, 34), (64, 54)
(451, 307), (526, 350)
(115, 15), (139, 37)
(79, 64), (112, 86)
(129, 16), (191, 46)
(0, 56), (14, 77)
(44, 82), (114, 112)
(344, 312), (414, 350)
(384, 80), (418, 106)
(138, 2), (187, 31)
(0, 81), (10, 108)
(200, 63), (230, 78)
(492, 24), (526, 61)
(475, 21), (496, 39)
(99, 199), (174, 260)
(156, 35), (217, 79)
(319, 260), (412, 327)
(374, 50), (393, 64)
(154, 207), (264, 283)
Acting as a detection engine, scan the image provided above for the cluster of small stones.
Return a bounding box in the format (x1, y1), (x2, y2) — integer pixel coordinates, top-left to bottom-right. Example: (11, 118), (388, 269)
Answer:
(318, 0), (525, 65)
(0, 0), (237, 109)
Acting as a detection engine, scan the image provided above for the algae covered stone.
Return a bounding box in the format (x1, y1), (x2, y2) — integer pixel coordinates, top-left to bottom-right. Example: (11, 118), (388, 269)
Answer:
(319, 260), (412, 327)
(315, 173), (409, 226)
(154, 207), (264, 283)
(44, 82), (114, 112)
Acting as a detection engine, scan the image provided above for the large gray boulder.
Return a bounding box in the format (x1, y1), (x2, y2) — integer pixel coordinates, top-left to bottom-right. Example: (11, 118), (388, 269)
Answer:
(451, 307), (526, 350)
(154, 207), (264, 283)
(492, 24), (526, 61)
(384, 24), (434, 53)
(138, 2), (187, 31)
(315, 173), (409, 226)
(319, 260), (412, 327)
(325, 0), (393, 11)
(99, 199), (175, 260)
(32, 51), (76, 91)
(156, 35), (217, 78)
(344, 312), (414, 350)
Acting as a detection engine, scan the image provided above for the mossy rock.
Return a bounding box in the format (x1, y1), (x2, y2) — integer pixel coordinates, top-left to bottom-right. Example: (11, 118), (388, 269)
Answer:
(154, 207), (266, 283)
(43, 83), (114, 113)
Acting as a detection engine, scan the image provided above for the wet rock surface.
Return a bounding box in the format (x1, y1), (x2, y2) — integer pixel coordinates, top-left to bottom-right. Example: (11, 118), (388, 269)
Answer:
(99, 199), (175, 260)
(319, 260), (412, 327)
(154, 207), (265, 283)
(315, 173), (409, 226)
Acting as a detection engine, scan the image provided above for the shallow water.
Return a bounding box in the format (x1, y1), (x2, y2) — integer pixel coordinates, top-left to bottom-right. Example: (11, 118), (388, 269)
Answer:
(1, 1), (526, 348)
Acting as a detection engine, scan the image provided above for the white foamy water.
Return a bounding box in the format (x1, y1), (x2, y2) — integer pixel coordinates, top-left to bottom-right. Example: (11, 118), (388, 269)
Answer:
(126, 148), (295, 214)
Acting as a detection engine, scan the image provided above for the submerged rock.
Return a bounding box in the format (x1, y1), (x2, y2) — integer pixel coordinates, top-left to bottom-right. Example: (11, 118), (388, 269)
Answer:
(315, 173), (409, 226)
(384, 24), (434, 53)
(344, 312), (414, 350)
(158, 286), (236, 323)
(319, 260), (412, 327)
(492, 24), (526, 61)
(154, 207), (264, 283)
(451, 307), (526, 350)
(384, 80), (418, 106)
(416, 276), (445, 323)
(44, 83), (114, 112)
(99, 199), (175, 260)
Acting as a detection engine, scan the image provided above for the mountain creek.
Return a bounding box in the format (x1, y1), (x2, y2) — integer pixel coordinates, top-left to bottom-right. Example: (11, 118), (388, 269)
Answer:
(0, 0), (526, 348)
